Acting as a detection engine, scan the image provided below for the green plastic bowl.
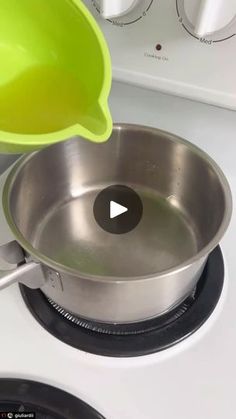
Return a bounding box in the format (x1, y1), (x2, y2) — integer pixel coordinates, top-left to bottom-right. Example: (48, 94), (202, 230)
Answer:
(0, 0), (112, 153)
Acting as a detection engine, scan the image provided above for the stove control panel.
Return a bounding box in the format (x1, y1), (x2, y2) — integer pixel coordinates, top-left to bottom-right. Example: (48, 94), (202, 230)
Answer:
(178, 0), (236, 40)
(93, 0), (153, 24)
(84, 0), (236, 110)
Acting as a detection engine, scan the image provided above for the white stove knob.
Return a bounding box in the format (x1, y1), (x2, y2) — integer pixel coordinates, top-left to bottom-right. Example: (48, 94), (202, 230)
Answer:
(99, 0), (140, 19)
(184, 0), (236, 36)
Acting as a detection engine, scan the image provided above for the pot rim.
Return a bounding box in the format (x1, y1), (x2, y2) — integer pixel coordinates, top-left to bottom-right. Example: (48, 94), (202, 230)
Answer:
(3, 123), (232, 283)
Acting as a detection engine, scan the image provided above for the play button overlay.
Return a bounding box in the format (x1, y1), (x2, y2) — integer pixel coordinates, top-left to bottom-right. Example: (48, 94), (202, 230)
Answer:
(110, 201), (128, 219)
(93, 185), (143, 234)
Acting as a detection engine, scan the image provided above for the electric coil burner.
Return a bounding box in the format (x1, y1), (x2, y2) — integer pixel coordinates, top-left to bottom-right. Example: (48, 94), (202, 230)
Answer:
(20, 246), (224, 357)
(0, 379), (104, 419)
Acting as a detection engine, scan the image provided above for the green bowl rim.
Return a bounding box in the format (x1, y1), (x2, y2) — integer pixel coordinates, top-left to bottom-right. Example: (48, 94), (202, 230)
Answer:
(0, 0), (112, 149)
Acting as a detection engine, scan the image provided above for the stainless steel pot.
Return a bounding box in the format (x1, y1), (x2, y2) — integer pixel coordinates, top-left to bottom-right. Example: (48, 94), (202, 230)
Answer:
(0, 124), (232, 323)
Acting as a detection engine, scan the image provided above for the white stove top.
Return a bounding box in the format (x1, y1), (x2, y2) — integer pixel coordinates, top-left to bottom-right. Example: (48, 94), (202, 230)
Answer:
(0, 82), (235, 419)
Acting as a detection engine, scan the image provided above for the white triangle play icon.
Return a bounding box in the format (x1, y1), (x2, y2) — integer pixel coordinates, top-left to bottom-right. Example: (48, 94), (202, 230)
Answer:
(110, 201), (128, 219)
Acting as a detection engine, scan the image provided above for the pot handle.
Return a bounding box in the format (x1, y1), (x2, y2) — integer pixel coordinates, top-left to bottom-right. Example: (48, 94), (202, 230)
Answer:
(0, 240), (46, 290)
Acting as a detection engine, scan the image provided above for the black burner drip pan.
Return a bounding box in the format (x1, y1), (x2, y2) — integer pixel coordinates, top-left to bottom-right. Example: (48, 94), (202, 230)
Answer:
(20, 246), (224, 357)
(0, 379), (104, 419)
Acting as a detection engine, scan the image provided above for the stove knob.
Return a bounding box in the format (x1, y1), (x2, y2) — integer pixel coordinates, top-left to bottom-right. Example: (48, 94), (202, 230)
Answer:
(98, 0), (141, 19)
(184, 0), (236, 36)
